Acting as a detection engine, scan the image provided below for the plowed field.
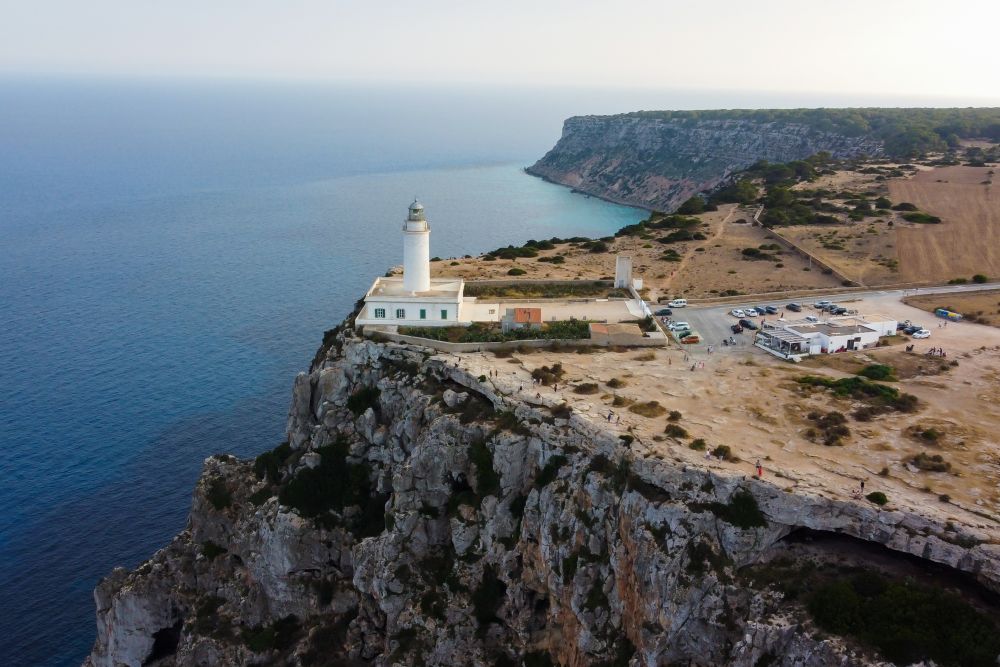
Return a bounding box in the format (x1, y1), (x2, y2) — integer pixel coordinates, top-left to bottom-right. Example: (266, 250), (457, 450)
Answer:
(889, 166), (999, 282)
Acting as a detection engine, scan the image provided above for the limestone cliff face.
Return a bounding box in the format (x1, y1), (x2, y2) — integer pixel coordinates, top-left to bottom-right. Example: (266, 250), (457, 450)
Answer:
(85, 328), (998, 667)
(527, 115), (884, 211)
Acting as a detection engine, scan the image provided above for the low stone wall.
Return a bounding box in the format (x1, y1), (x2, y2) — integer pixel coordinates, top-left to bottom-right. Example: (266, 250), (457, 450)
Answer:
(361, 329), (663, 353)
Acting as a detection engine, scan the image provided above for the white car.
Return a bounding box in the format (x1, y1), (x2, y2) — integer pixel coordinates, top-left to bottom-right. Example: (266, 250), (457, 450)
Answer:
(805, 315), (819, 322)
(815, 300), (831, 309)
(668, 299), (688, 308)
(911, 329), (931, 339)
(730, 309), (745, 318)
(668, 321), (690, 331)
(743, 308), (758, 317)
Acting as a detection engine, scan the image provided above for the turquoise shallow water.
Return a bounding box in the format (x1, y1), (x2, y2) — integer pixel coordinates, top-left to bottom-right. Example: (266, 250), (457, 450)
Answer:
(0, 80), (645, 665)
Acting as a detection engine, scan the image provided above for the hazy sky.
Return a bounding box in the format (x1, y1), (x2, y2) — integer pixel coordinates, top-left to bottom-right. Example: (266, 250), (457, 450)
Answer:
(2, 0), (998, 100)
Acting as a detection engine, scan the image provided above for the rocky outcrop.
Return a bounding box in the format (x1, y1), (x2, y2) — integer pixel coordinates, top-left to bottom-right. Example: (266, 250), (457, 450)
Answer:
(85, 327), (998, 666)
(527, 114), (884, 211)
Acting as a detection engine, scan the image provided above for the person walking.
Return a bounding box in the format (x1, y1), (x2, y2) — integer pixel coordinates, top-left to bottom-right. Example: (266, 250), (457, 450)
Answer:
(755, 459), (763, 478)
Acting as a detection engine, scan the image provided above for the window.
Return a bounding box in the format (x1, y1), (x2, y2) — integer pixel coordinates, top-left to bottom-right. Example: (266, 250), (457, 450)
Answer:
(374, 308), (385, 319)
(440, 309), (448, 320)
(419, 309), (426, 319)
(395, 308), (406, 319)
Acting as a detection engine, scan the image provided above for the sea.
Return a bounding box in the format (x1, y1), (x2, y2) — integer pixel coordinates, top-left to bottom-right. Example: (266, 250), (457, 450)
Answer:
(0, 78), (980, 665)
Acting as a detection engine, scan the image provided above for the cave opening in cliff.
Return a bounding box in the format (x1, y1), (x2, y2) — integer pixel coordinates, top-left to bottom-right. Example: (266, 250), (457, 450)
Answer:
(143, 618), (182, 665)
(772, 527), (1000, 609)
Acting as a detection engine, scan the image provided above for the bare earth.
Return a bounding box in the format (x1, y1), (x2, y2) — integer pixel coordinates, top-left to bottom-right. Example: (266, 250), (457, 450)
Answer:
(430, 204), (841, 301)
(453, 292), (1000, 540)
(889, 166), (999, 283)
(904, 289), (1000, 328)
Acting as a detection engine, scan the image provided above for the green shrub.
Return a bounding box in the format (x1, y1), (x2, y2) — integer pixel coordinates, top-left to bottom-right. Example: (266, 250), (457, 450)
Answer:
(664, 423), (688, 438)
(573, 382), (599, 395)
(865, 491), (888, 506)
(808, 572), (1000, 666)
(903, 211), (942, 224)
(254, 441), (292, 484)
(206, 478), (232, 510)
(241, 615), (301, 653)
(202, 541), (227, 560)
(560, 554), (580, 584)
(279, 437), (387, 536)
(469, 440), (500, 497)
(507, 267), (527, 276)
(534, 455), (568, 489)
(706, 491), (766, 529)
(857, 364), (896, 381)
(629, 401), (667, 417)
(972, 273), (988, 283)
(346, 386), (380, 416)
(911, 452), (950, 472)
(711, 445), (736, 461)
(472, 565), (506, 626)
(668, 410), (682, 421)
(689, 438), (707, 451)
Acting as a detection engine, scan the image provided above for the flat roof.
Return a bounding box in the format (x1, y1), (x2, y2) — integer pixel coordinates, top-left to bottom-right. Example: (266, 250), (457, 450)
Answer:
(788, 322), (878, 336)
(368, 276), (464, 298)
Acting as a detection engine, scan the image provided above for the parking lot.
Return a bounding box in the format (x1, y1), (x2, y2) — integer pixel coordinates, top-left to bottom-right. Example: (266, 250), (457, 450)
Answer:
(656, 299), (828, 354)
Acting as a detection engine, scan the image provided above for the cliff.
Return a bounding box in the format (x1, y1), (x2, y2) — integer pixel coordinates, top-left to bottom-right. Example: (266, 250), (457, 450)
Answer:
(526, 114), (884, 211)
(84, 324), (1000, 666)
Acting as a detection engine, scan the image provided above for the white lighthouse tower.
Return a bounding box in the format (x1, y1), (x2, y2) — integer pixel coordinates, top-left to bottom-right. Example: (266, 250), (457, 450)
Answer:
(402, 199), (431, 293)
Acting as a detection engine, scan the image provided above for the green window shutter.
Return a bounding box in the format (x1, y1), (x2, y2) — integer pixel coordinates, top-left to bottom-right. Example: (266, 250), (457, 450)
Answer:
(440, 309), (447, 320)
(420, 309), (426, 319)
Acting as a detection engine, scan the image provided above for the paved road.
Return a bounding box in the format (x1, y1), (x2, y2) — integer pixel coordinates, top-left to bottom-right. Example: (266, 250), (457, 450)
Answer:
(653, 281), (1000, 353)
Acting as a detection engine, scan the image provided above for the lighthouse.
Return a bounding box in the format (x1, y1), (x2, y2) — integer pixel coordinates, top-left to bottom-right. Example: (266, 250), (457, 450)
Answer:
(402, 199), (431, 293)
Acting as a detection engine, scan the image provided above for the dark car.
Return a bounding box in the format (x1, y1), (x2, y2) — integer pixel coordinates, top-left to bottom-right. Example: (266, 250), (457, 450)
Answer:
(903, 325), (920, 335)
(739, 318), (758, 330)
(832, 307), (848, 315)
(731, 323), (743, 334)
(786, 303), (802, 312)
(764, 305), (779, 314)
(654, 308), (673, 316)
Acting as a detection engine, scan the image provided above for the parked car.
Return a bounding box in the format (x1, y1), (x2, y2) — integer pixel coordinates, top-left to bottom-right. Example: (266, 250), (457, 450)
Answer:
(764, 305), (779, 314)
(668, 321), (690, 331)
(814, 300), (831, 309)
(730, 308), (745, 318)
(896, 320), (911, 331)
(731, 323), (744, 334)
(668, 299), (688, 308)
(805, 315), (819, 322)
(654, 308), (673, 316)
(738, 318), (758, 330)
(786, 303), (802, 312)
(743, 308), (758, 317)
(911, 329), (932, 339)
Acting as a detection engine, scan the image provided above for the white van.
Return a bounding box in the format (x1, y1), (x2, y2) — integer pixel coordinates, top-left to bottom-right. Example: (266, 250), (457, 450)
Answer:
(668, 298), (688, 308)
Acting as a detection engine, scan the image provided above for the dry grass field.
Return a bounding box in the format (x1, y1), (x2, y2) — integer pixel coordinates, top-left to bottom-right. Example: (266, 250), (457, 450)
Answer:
(431, 204), (840, 300)
(904, 289), (1000, 328)
(889, 166), (999, 283)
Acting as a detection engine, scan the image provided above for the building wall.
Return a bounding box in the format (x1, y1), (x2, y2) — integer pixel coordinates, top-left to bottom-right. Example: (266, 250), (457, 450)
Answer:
(357, 300), (460, 326)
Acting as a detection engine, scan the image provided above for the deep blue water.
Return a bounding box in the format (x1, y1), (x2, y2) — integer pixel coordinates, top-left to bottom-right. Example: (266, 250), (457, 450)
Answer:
(0, 79), (650, 666)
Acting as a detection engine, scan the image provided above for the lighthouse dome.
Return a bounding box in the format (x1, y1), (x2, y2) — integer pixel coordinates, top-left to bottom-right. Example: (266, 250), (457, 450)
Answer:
(408, 199), (426, 221)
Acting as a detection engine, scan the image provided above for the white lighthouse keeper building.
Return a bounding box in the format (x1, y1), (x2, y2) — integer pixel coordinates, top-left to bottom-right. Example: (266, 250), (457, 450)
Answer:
(356, 200), (467, 328)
